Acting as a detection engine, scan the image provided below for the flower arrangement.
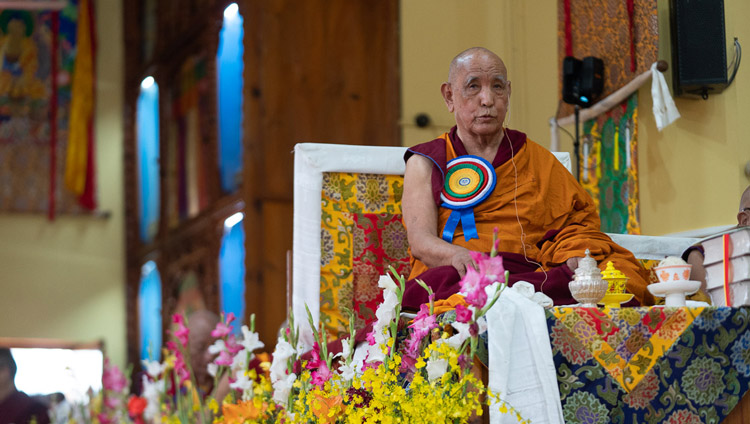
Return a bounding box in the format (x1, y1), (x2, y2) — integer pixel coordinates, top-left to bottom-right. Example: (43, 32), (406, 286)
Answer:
(57, 232), (527, 423)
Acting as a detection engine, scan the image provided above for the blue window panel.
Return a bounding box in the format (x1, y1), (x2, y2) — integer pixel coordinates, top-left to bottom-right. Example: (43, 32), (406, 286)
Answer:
(137, 78), (160, 242)
(217, 4), (245, 193)
(219, 213), (246, 333)
(138, 260), (162, 361)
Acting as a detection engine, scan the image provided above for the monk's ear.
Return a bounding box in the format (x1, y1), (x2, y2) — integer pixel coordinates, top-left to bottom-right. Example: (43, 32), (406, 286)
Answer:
(506, 80), (512, 105)
(739, 211), (749, 227)
(441, 82), (454, 113)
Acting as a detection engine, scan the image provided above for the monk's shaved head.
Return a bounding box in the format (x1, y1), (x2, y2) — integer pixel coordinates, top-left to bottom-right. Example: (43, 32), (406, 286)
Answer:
(741, 186), (750, 211)
(448, 47), (507, 83)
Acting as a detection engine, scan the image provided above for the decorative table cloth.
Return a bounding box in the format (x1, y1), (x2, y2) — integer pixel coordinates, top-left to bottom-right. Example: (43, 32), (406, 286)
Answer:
(547, 306), (750, 423)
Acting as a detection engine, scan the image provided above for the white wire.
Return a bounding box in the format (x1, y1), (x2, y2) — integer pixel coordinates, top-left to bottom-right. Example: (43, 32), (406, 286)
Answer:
(506, 130), (549, 291)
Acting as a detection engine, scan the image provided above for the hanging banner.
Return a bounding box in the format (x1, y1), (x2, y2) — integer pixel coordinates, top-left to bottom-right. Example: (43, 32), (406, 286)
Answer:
(0, 0), (97, 216)
(580, 93), (640, 235)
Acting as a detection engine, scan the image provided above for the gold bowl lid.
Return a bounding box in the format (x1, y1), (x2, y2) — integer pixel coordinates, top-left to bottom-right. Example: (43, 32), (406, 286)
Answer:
(601, 261), (627, 280)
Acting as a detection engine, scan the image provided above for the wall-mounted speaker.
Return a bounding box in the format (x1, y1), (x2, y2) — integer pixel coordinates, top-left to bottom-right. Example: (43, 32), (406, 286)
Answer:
(562, 57), (582, 105)
(562, 56), (603, 108)
(670, 0), (728, 98)
(580, 57), (604, 103)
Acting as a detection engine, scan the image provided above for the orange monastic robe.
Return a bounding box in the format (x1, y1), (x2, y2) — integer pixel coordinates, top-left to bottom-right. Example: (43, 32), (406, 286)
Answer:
(406, 127), (653, 305)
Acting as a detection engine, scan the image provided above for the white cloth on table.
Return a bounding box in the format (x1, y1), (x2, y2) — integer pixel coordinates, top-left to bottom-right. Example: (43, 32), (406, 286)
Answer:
(487, 285), (563, 424)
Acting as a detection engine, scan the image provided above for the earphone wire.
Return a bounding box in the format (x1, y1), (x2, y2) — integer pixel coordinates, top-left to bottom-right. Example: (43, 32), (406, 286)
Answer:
(507, 129), (549, 290)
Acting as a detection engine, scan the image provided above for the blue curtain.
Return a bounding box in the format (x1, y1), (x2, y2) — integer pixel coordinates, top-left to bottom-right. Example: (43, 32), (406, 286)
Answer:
(138, 261), (162, 361)
(217, 6), (245, 193)
(137, 80), (160, 242)
(220, 215), (246, 333)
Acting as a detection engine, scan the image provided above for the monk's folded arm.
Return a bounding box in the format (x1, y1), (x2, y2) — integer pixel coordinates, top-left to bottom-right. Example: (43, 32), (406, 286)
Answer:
(402, 154), (471, 270)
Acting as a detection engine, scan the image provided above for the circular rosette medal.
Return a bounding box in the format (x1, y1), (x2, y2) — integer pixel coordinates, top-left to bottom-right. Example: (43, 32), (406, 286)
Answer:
(440, 155), (497, 242)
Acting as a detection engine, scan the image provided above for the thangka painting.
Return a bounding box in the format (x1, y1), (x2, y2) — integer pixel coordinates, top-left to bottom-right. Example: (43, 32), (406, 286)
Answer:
(580, 93), (640, 235)
(557, 0), (658, 118)
(320, 172), (411, 339)
(0, 0), (95, 216)
(165, 55), (211, 228)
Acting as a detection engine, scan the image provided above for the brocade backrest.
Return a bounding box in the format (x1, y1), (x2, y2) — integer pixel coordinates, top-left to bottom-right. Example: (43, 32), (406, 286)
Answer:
(293, 143), (579, 341)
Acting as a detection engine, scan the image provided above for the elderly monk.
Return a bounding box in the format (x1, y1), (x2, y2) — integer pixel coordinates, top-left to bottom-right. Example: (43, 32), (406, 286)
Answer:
(401, 47), (653, 309)
(684, 185), (750, 295)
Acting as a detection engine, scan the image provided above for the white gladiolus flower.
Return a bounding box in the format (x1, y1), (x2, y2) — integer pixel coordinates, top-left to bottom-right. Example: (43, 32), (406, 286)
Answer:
(141, 375), (165, 421)
(141, 359), (165, 378)
(270, 338), (296, 383)
(230, 370), (254, 401)
(208, 339), (227, 355)
(375, 290), (399, 327)
(207, 362), (218, 377)
(378, 274), (398, 292)
(365, 342), (386, 364)
(241, 325), (265, 353)
(426, 358), (449, 381)
(231, 350), (250, 372)
(364, 277), (401, 364)
(337, 337), (352, 360)
(337, 362), (355, 381)
(272, 373), (297, 405)
(443, 322), (471, 350)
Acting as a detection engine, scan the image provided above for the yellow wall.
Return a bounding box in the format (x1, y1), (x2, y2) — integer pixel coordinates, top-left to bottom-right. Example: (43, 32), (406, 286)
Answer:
(401, 0), (750, 236)
(0, 0), (125, 367)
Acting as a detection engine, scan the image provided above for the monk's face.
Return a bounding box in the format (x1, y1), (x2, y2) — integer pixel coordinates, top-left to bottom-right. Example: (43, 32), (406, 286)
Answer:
(442, 52), (511, 141)
(739, 190), (750, 227)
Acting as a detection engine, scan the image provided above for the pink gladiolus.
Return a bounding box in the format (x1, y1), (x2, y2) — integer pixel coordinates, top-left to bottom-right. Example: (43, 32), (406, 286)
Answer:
(102, 359), (127, 392)
(305, 343), (324, 370)
(174, 356), (190, 385)
(310, 366), (332, 388)
(305, 342), (332, 388)
(172, 314), (190, 348)
(224, 334), (244, 354)
(469, 251), (505, 282)
(461, 266), (489, 307)
(461, 253), (504, 307)
(411, 304), (437, 335)
(98, 413), (114, 424)
(170, 348), (190, 386)
(404, 304), (438, 356)
(455, 304), (473, 323)
(492, 227), (500, 253)
(211, 312), (236, 338)
(458, 354), (471, 370)
(104, 395), (121, 409)
(366, 330), (377, 346)
(399, 354), (417, 373)
(215, 350), (234, 367)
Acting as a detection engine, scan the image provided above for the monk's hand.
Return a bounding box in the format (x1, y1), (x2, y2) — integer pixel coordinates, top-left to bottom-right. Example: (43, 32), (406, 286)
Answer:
(451, 250), (478, 278)
(566, 256), (584, 272)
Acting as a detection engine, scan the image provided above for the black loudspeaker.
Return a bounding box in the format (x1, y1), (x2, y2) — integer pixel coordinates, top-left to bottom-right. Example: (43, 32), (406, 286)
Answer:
(670, 0), (727, 97)
(562, 56), (603, 108)
(580, 57), (604, 104)
(562, 57), (582, 105)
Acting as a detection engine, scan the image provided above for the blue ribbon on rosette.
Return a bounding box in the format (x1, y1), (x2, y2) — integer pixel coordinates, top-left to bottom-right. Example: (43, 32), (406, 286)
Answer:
(440, 155), (496, 243)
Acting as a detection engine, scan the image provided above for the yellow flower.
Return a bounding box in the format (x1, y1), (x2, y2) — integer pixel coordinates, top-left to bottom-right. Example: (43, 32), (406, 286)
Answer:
(208, 398), (219, 415)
